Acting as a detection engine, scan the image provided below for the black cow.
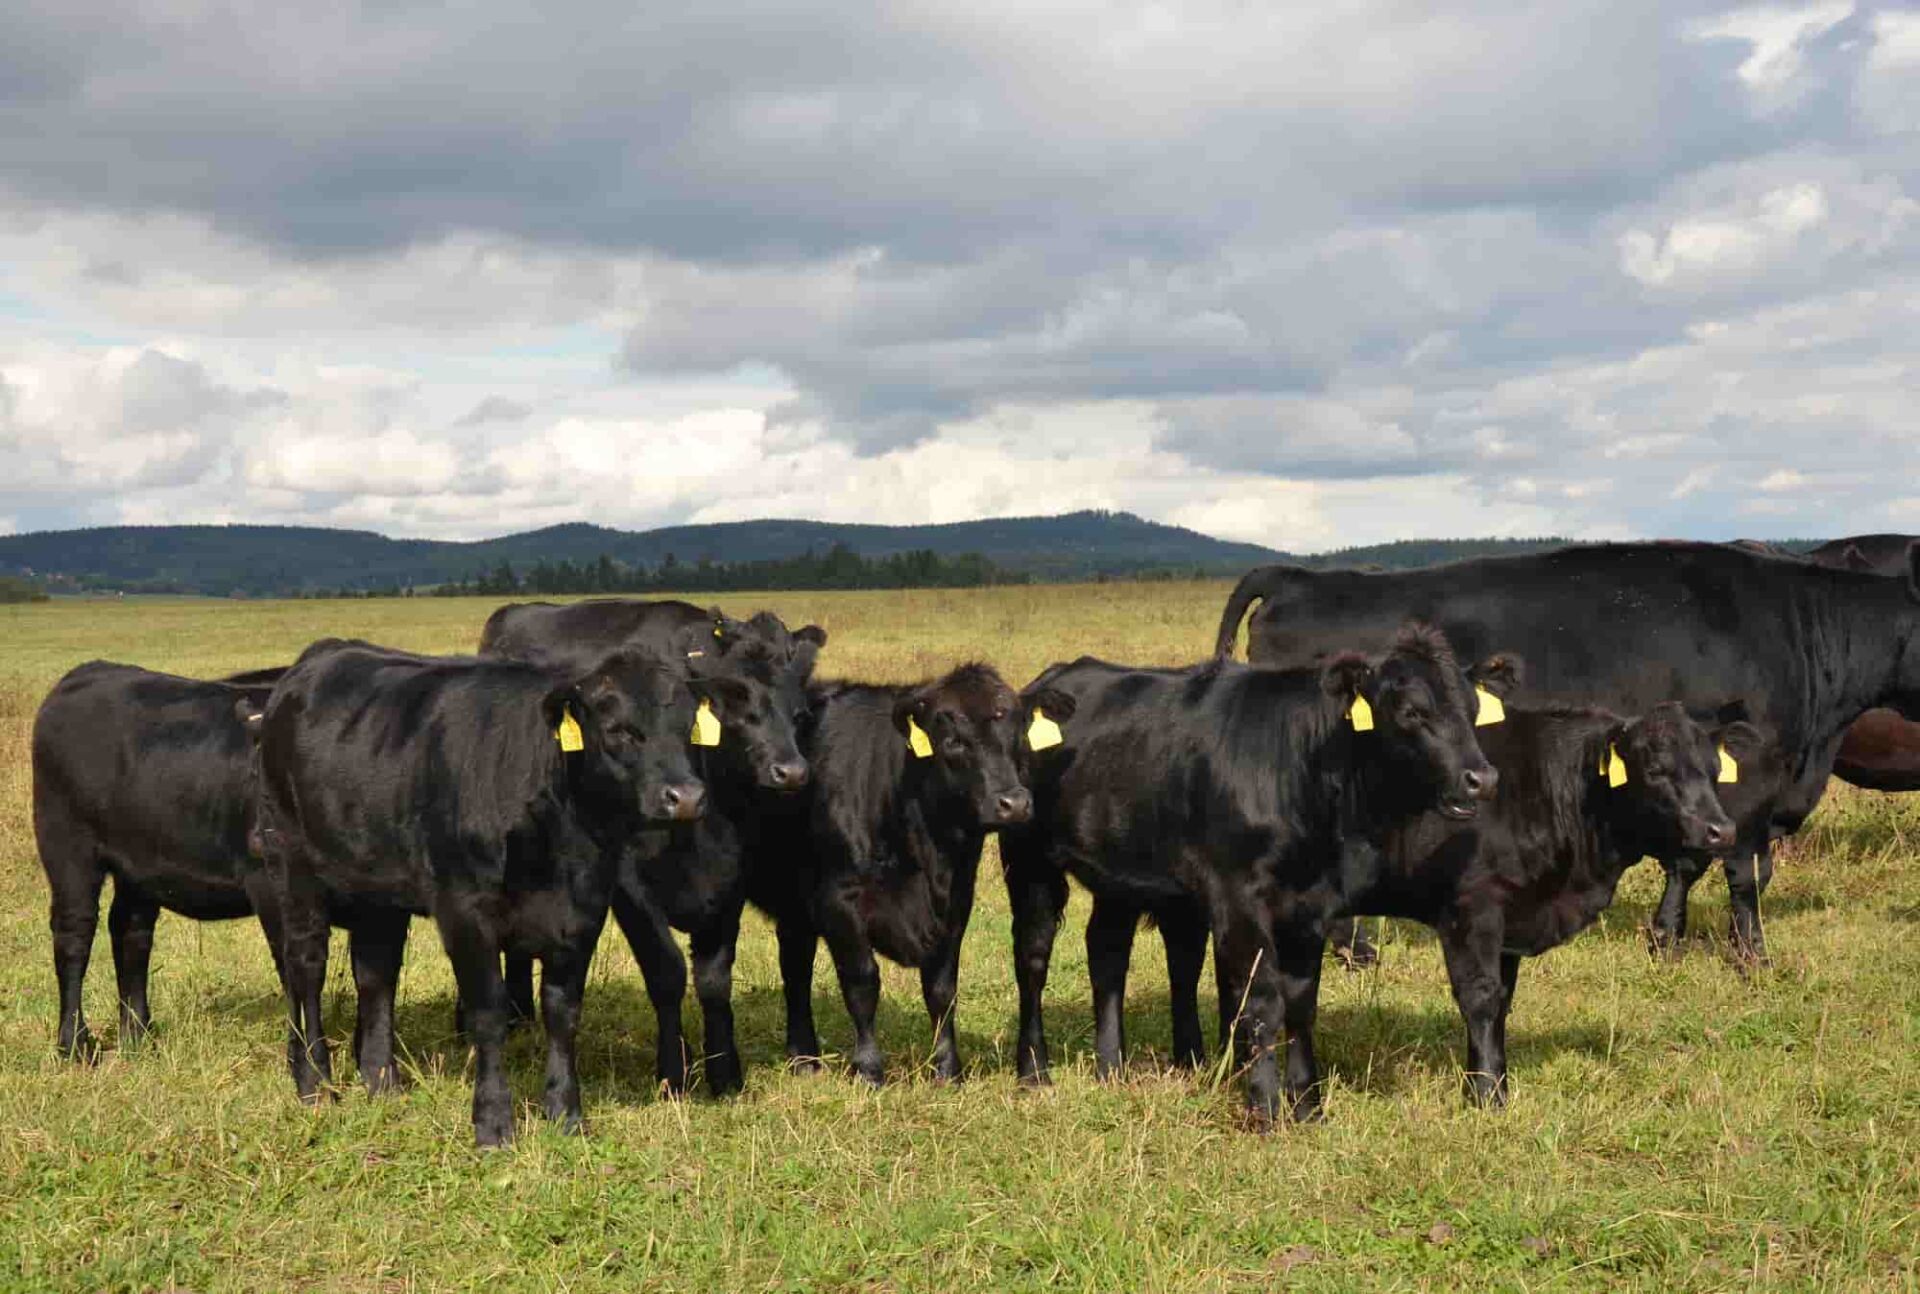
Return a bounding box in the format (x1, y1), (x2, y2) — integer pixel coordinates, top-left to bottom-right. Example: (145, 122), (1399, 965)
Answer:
(492, 634), (823, 1094)
(254, 638), (712, 1145)
(1001, 625), (1497, 1123)
(480, 599), (825, 1093)
(750, 663), (1070, 1086)
(1801, 535), (1920, 793)
(33, 661), (287, 1059)
(1214, 541), (1920, 960)
(1092, 661), (1768, 1104)
(479, 597), (827, 675)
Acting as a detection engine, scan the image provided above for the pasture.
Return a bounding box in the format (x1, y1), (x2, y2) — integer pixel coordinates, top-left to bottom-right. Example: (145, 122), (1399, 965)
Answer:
(0, 586), (1916, 1291)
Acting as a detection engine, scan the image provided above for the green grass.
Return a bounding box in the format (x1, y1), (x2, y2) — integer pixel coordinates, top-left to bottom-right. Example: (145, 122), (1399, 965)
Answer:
(1, 588), (1917, 1291)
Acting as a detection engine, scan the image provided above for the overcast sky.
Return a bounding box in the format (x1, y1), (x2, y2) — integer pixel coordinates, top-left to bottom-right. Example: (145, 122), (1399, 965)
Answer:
(1, 2), (1915, 551)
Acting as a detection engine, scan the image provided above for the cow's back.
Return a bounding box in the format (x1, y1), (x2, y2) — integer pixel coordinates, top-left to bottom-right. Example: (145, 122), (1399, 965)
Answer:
(33, 662), (267, 917)
(480, 599), (709, 671)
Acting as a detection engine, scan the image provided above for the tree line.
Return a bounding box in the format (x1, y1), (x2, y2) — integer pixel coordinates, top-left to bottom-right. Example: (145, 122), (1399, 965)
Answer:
(427, 544), (1027, 598)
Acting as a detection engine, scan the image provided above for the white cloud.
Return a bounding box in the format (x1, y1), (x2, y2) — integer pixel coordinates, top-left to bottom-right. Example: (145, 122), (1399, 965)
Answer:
(1685, 3), (1855, 108)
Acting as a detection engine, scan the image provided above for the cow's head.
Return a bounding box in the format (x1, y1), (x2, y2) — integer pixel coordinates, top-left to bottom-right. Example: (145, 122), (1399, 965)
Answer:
(1605, 703), (1747, 853)
(682, 625), (813, 793)
(892, 662), (1040, 826)
(554, 649), (708, 822)
(709, 608), (830, 666)
(1328, 622), (1498, 820)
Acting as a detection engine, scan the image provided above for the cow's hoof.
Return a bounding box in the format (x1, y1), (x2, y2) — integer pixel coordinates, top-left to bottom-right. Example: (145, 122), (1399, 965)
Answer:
(703, 1059), (743, 1097)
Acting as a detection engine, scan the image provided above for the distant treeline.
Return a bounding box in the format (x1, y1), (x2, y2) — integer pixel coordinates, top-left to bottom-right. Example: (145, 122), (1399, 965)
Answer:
(0, 575), (50, 603)
(418, 544), (1027, 598)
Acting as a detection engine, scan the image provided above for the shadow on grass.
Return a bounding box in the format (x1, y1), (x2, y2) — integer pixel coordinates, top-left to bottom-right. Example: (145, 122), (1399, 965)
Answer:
(183, 949), (1619, 1109)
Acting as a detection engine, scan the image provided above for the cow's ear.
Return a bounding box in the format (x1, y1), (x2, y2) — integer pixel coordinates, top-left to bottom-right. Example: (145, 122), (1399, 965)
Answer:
(692, 675), (751, 719)
(793, 625), (828, 650)
(233, 696), (264, 734)
(1713, 719), (1766, 766)
(1320, 652), (1374, 703)
(891, 688), (932, 737)
(541, 681), (592, 749)
(789, 633), (825, 682)
(1022, 684), (1077, 722)
(1468, 653), (1523, 698)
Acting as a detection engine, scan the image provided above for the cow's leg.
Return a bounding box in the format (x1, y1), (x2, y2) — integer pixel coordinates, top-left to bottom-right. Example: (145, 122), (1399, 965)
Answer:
(921, 868), (979, 1085)
(1005, 857), (1068, 1085)
(106, 884), (162, 1044)
(1496, 951), (1521, 1081)
(1438, 918), (1510, 1107)
(1724, 842), (1773, 965)
(348, 910), (409, 1095)
(1161, 905), (1209, 1070)
(1085, 895), (1136, 1079)
(820, 911), (886, 1087)
(690, 906), (745, 1096)
(278, 867), (334, 1103)
(1210, 891), (1287, 1126)
(1273, 926), (1327, 1122)
(1649, 853), (1709, 956)
(434, 896), (514, 1147)
(538, 918), (604, 1134)
(1326, 915), (1381, 970)
(611, 887), (689, 1094)
(775, 913), (823, 1072)
(454, 953), (535, 1037)
(45, 843), (105, 1061)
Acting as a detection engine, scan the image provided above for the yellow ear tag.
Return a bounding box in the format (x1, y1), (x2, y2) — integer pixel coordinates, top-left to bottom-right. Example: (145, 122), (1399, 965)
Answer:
(555, 709), (584, 753)
(1606, 744), (1629, 788)
(907, 715), (934, 759)
(1027, 707), (1063, 752)
(713, 625), (724, 639)
(1718, 745), (1739, 784)
(691, 699), (722, 748)
(1348, 693), (1374, 732)
(1474, 685), (1505, 727)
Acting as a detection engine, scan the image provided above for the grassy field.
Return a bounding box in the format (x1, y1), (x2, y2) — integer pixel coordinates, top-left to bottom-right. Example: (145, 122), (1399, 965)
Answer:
(1, 586), (1916, 1292)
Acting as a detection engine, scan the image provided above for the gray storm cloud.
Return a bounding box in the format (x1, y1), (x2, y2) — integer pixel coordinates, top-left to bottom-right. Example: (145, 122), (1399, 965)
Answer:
(0, 1), (1914, 544)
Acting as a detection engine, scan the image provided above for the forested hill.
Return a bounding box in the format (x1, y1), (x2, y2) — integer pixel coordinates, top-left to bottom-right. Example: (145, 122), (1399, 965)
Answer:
(0, 511), (1284, 595)
(0, 511), (1682, 596)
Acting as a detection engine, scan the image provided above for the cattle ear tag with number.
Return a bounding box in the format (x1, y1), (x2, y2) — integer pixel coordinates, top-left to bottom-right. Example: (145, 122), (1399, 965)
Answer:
(1718, 745), (1739, 784)
(691, 699), (722, 747)
(1027, 707), (1063, 752)
(1604, 744), (1629, 788)
(555, 708), (585, 753)
(907, 715), (934, 758)
(1347, 693), (1374, 732)
(1474, 685), (1505, 727)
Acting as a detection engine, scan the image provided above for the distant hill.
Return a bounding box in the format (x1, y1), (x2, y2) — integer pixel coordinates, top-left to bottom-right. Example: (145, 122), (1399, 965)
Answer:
(0, 516), (1830, 597)
(0, 511), (1286, 596)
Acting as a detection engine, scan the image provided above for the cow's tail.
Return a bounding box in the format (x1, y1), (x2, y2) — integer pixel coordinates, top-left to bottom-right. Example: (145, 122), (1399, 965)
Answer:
(1213, 566), (1279, 660)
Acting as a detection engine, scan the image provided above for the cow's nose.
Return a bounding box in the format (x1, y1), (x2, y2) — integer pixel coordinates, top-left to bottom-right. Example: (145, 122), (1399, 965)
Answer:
(994, 788), (1033, 823)
(1704, 820), (1734, 849)
(1462, 766), (1498, 800)
(661, 782), (707, 821)
(768, 759), (810, 790)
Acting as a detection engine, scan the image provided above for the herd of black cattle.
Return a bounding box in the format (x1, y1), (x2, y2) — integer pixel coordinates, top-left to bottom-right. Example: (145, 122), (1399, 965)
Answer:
(31, 535), (1920, 1143)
